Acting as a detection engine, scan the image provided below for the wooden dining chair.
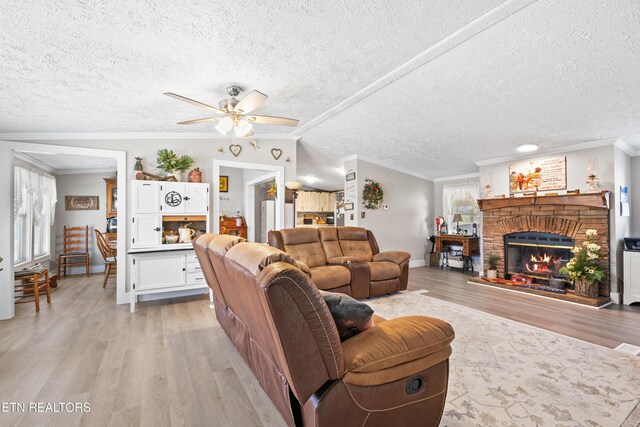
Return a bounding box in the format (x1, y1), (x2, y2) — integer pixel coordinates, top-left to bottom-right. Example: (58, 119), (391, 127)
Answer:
(58, 225), (90, 279)
(94, 229), (117, 288)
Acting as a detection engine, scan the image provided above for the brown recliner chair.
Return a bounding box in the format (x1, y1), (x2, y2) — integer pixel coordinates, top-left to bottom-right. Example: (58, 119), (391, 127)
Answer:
(193, 234), (454, 427)
(269, 227), (411, 298)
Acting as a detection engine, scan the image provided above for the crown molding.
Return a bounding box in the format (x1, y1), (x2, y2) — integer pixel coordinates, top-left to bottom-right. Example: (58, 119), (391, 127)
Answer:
(474, 138), (620, 167)
(14, 152), (56, 174)
(0, 132), (300, 141)
(433, 172), (480, 182)
(613, 138), (639, 156)
(340, 154), (434, 182)
(55, 168), (118, 175)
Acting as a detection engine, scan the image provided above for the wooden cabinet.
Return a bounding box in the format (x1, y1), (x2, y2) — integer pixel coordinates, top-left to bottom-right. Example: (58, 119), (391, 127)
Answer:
(220, 216), (247, 239)
(296, 191), (335, 212)
(104, 178), (118, 218)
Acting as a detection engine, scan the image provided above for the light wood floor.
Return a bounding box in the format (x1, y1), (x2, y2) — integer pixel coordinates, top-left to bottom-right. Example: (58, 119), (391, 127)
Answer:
(1, 268), (639, 426)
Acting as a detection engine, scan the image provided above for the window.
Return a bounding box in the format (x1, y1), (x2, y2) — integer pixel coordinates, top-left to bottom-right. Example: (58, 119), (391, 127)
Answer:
(13, 165), (56, 267)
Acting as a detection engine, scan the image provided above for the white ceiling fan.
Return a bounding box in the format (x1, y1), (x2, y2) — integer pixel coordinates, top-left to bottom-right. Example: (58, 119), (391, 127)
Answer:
(164, 85), (299, 137)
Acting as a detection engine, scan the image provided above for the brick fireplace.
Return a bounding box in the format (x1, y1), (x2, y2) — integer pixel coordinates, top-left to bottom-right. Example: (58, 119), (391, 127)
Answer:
(478, 193), (611, 297)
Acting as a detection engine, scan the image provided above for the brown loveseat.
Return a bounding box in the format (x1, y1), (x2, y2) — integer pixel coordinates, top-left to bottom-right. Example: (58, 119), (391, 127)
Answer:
(268, 227), (411, 298)
(193, 234), (454, 427)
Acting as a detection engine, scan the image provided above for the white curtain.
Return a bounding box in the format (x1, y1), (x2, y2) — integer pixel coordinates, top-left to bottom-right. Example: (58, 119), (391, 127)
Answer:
(442, 182), (480, 225)
(14, 164), (57, 225)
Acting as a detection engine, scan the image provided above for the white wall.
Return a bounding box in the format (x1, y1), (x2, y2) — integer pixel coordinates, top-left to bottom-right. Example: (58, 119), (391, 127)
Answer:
(55, 172), (115, 274)
(218, 166), (245, 217)
(345, 158), (434, 264)
(631, 156), (640, 236)
(612, 146), (632, 301)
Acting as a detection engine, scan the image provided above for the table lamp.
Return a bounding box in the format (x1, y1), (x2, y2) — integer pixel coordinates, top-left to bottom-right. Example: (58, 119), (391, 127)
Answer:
(285, 181), (302, 227)
(452, 213), (463, 235)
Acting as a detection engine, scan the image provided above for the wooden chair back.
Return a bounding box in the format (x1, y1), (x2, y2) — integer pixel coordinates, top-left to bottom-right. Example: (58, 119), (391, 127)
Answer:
(63, 225), (89, 254)
(94, 229), (115, 261)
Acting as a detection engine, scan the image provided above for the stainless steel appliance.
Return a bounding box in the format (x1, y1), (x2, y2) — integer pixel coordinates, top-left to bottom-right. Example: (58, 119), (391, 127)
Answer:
(106, 217), (117, 233)
(326, 215), (335, 225)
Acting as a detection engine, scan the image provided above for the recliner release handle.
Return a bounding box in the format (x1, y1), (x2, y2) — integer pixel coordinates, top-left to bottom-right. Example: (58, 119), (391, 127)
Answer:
(405, 376), (424, 394)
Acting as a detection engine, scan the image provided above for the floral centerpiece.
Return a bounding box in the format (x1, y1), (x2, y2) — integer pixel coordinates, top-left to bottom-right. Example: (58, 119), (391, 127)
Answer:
(362, 179), (384, 209)
(559, 229), (605, 298)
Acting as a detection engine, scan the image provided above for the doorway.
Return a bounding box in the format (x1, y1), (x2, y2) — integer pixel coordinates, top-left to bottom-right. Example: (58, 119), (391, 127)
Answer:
(213, 160), (286, 242)
(1, 142), (127, 319)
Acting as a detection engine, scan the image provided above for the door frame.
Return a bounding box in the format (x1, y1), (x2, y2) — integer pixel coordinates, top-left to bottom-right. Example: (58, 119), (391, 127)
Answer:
(0, 141), (127, 319)
(245, 172), (277, 242)
(212, 160), (285, 236)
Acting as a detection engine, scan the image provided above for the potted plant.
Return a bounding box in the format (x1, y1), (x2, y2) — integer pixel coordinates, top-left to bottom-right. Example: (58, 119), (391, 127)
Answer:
(486, 254), (501, 279)
(560, 229), (604, 298)
(156, 149), (194, 181)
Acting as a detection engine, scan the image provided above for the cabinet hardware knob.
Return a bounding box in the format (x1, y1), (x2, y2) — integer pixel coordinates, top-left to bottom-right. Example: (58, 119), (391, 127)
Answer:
(154, 227), (161, 232)
(184, 196), (191, 201)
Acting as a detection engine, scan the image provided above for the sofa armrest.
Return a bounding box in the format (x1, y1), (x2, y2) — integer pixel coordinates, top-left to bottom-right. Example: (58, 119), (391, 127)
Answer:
(372, 251), (411, 265)
(341, 316), (454, 373)
(295, 260), (312, 277)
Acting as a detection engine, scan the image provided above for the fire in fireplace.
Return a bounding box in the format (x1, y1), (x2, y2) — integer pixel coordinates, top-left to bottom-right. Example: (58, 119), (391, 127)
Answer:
(504, 232), (575, 281)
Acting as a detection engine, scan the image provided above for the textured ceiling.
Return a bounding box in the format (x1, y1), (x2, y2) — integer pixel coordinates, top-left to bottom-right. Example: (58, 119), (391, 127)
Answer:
(19, 152), (117, 173)
(1, 0), (640, 189)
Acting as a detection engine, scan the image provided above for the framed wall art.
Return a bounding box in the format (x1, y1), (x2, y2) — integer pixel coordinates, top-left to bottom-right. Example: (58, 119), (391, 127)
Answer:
(65, 196), (99, 211)
(219, 175), (229, 193)
(509, 157), (566, 194)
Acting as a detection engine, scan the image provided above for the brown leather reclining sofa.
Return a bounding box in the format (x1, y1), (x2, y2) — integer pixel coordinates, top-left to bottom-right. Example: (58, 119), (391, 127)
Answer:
(193, 233), (454, 427)
(268, 227), (411, 299)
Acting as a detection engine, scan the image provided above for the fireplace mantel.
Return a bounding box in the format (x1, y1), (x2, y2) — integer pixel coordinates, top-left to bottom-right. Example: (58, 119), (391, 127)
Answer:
(478, 192), (609, 211)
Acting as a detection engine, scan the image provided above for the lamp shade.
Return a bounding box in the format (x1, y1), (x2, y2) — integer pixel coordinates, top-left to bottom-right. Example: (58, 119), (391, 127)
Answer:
(285, 181), (302, 191)
(452, 213), (463, 223)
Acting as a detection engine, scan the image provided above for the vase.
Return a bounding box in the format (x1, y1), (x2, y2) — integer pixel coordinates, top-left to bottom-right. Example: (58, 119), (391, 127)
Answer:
(486, 269), (498, 279)
(173, 171), (182, 182)
(575, 278), (599, 298)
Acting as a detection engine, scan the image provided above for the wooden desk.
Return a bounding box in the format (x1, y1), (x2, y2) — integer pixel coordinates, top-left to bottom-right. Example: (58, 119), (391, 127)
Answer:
(220, 216), (247, 239)
(434, 234), (480, 271)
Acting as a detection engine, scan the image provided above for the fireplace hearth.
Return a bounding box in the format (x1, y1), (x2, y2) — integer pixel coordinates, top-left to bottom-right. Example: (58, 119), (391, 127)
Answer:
(505, 232), (574, 283)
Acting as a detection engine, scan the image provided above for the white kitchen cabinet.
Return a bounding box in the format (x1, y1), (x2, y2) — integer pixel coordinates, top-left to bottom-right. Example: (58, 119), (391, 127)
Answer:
(132, 181), (161, 214)
(131, 214), (162, 247)
(130, 250), (209, 313)
(623, 251), (640, 305)
(161, 182), (209, 214)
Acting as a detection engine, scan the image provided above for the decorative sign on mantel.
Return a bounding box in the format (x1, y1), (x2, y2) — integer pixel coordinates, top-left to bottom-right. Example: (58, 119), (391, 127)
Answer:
(509, 157), (567, 194)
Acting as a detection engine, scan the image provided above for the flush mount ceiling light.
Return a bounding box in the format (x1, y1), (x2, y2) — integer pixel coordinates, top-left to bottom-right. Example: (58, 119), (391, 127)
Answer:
(300, 175), (319, 184)
(516, 144), (539, 153)
(164, 85), (299, 137)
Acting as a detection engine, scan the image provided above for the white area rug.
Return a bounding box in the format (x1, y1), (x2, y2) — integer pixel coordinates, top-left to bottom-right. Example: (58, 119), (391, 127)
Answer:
(366, 291), (640, 427)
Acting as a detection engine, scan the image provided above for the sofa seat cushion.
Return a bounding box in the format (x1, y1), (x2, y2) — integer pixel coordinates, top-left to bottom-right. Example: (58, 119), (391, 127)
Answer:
(366, 261), (401, 281)
(310, 265), (351, 290)
(342, 316), (455, 373)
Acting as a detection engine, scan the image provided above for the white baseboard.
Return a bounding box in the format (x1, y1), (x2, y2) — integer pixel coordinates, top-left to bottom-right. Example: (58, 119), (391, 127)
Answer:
(409, 260), (426, 268)
(610, 292), (621, 304)
(58, 265), (105, 275)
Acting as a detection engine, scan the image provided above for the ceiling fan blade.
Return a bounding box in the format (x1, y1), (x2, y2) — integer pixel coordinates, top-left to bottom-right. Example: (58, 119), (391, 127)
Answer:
(164, 92), (224, 113)
(246, 115), (299, 127)
(177, 117), (221, 125)
(234, 90), (268, 114)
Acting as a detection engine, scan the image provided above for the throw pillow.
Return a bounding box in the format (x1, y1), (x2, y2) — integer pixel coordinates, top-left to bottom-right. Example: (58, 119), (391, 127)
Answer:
(319, 291), (375, 341)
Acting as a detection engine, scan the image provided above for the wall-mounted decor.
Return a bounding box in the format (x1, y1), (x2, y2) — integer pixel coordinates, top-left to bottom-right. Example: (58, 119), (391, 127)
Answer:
(509, 157), (566, 194)
(65, 196), (99, 211)
(249, 140), (260, 150)
(217, 147), (225, 155)
(271, 148), (282, 160)
(362, 178), (384, 209)
(345, 172), (356, 181)
(620, 186), (630, 217)
(229, 144), (242, 157)
(219, 175), (229, 193)
(344, 202), (354, 211)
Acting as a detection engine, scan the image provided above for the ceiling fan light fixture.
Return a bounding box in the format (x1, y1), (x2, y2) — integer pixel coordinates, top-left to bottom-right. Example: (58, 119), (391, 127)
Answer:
(236, 119), (253, 137)
(215, 116), (233, 135)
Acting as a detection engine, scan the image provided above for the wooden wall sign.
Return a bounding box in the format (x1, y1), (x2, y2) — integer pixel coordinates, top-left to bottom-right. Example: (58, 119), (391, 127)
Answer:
(65, 196), (99, 210)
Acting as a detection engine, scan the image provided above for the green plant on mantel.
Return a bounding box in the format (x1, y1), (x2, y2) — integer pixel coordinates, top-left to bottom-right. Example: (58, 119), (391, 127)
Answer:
(156, 149), (194, 174)
(487, 254), (501, 270)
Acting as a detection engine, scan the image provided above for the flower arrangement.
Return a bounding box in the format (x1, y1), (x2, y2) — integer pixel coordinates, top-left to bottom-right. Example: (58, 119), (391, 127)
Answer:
(266, 182), (277, 199)
(156, 149), (194, 174)
(362, 179), (384, 209)
(560, 229), (604, 297)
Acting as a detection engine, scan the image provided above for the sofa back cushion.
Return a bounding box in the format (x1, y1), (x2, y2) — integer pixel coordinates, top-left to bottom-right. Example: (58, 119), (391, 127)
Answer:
(193, 234), (225, 304)
(338, 227), (374, 262)
(280, 228), (327, 268)
(318, 228), (343, 259)
(223, 241), (344, 403)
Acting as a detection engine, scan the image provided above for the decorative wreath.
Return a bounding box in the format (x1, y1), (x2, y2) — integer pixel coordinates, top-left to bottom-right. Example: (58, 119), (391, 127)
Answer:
(362, 179), (384, 209)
